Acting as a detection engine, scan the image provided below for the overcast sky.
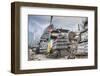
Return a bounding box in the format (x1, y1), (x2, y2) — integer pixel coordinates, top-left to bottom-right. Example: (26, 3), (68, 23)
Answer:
(28, 15), (87, 46)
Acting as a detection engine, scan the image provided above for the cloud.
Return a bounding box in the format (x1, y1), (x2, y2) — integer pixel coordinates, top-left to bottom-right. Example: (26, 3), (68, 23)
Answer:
(52, 16), (86, 31)
(28, 15), (51, 45)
